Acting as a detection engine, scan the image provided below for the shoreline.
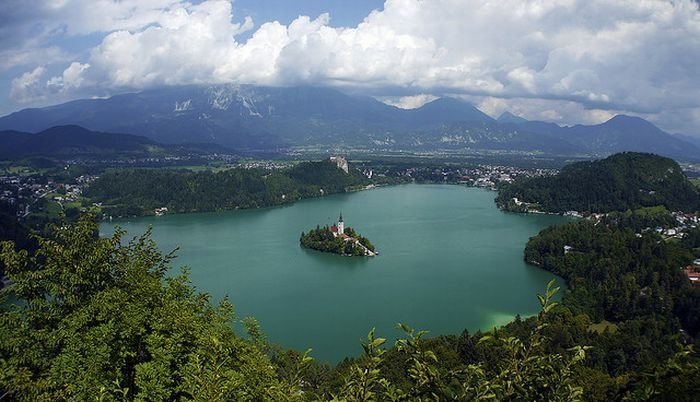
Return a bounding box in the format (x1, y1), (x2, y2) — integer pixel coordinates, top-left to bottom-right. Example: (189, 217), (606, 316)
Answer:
(101, 183), (389, 221)
(99, 181), (512, 222)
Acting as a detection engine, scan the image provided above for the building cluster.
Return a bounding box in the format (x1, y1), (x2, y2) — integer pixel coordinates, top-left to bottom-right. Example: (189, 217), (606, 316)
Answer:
(65, 156), (194, 166)
(234, 160), (292, 170)
(1, 175), (49, 217)
(0, 174), (97, 217)
(570, 210), (699, 235)
(63, 152), (238, 168)
(458, 165), (555, 188)
(154, 207), (169, 216)
(381, 164), (556, 189)
(580, 210), (700, 284)
(645, 212), (700, 240)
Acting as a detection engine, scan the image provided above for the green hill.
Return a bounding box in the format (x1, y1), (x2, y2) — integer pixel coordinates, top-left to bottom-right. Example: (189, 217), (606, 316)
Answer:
(497, 152), (700, 213)
(0, 125), (236, 162)
(85, 158), (369, 216)
(0, 125), (161, 159)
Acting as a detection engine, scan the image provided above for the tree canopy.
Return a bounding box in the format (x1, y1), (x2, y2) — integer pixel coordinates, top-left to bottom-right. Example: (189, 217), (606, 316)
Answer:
(0, 215), (299, 401)
(86, 160), (370, 217)
(0, 215), (595, 401)
(497, 152), (700, 213)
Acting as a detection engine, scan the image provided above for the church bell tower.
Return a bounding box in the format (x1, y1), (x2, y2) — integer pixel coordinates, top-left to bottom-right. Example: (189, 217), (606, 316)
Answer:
(338, 213), (344, 235)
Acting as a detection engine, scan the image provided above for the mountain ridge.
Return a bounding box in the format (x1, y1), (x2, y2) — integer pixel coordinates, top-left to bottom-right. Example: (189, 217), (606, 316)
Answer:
(0, 125), (233, 160)
(1, 85), (698, 161)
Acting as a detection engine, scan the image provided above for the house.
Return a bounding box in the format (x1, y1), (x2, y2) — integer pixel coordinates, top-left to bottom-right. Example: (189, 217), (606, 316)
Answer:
(683, 265), (700, 284)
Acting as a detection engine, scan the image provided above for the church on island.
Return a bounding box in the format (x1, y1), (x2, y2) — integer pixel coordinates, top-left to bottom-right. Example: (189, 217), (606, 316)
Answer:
(329, 213), (376, 256)
(329, 213), (346, 238)
(299, 213), (377, 257)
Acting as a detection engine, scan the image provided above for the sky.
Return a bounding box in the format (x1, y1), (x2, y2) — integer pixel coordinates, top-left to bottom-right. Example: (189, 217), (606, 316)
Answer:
(1, 0), (699, 135)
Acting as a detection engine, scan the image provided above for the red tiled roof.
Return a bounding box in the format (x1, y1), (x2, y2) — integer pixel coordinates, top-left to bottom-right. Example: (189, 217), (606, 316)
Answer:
(683, 266), (700, 279)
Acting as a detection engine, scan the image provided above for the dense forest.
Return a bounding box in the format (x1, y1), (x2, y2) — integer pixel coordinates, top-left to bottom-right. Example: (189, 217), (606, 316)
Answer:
(1, 215), (588, 401)
(523, 219), (700, 390)
(3, 152), (700, 400)
(0, 201), (36, 286)
(496, 152), (700, 213)
(300, 226), (376, 256)
(85, 159), (371, 217)
(2, 213), (700, 400)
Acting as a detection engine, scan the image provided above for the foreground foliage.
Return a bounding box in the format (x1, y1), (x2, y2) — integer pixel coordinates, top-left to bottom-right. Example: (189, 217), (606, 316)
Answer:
(520, 219), (700, 399)
(324, 280), (587, 401)
(0, 215), (299, 401)
(1, 215), (594, 401)
(3, 213), (700, 400)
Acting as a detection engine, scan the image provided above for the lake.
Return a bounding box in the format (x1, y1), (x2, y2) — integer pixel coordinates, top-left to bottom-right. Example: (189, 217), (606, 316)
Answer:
(101, 184), (568, 362)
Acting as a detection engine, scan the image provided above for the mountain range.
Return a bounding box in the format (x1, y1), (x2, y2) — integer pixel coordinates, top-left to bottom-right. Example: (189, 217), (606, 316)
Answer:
(0, 85), (697, 161)
(0, 125), (230, 160)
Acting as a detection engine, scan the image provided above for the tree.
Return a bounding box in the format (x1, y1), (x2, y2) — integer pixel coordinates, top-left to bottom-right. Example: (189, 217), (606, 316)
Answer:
(328, 280), (587, 401)
(0, 214), (299, 401)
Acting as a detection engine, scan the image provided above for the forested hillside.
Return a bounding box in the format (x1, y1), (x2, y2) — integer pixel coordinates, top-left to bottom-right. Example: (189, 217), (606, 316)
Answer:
(85, 159), (370, 217)
(525, 220), (700, 331)
(497, 152), (700, 213)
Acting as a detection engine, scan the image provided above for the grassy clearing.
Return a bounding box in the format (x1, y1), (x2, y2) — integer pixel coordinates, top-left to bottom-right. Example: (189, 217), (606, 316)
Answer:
(589, 320), (618, 334)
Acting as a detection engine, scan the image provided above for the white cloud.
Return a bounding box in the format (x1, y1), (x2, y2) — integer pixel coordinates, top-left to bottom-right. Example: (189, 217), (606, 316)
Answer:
(10, 66), (47, 104)
(377, 94), (439, 109)
(474, 96), (616, 126)
(89, 0), (256, 88)
(47, 62), (91, 91)
(0, 0), (188, 43)
(4, 0), (700, 133)
(0, 45), (71, 73)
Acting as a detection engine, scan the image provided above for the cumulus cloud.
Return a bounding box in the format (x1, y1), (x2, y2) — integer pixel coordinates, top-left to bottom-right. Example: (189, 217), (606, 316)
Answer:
(472, 96), (616, 126)
(0, 0), (188, 45)
(377, 94), (439, 109)
(4, 0), (700, 133)
(10, 66), (47, 104)
(47, 62), (91, 91)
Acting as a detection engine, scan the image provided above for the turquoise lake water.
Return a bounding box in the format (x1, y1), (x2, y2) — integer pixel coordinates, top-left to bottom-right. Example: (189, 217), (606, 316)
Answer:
(101, 184), (567, 362)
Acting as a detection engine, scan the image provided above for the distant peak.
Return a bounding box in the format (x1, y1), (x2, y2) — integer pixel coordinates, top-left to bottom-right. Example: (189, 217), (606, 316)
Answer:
(412, 96), (494, 123)
(603, 114), (658, 130)
(608, 114), (645, 123)
(38, 124), (93, 134)
(497, 111), (528, 124)
(424, 96), (472, 107)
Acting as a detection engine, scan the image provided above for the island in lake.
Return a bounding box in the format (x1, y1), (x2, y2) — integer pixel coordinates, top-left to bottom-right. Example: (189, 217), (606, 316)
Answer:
(300, 213), (377, 256)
